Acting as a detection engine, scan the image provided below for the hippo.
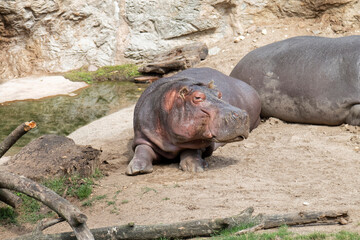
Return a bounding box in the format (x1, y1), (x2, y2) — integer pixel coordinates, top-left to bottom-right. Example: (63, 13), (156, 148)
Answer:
(126, 67), (261, 175)
(230, 35), (360, 126)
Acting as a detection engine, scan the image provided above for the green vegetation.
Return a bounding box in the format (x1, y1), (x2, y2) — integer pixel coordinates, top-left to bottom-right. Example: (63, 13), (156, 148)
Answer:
(64, 64), (140, 83)
(210, 225), (360, 240)
(42, 174), (95, 200)
(142, 187), (157, 194)
(82, 195), (107, 207)
(0, 207), (17, 224)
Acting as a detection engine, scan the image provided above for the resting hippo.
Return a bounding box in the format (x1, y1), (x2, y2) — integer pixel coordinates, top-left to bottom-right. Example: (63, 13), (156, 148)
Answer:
(126, 67), (260, 175)
(230, 35), (360, 126)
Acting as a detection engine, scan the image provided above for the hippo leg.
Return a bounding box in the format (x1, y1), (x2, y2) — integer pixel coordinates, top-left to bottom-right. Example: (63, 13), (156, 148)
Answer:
(126, 145), (156, 176)
(346, 105), (360, 126)
(179, 149), (209, 172)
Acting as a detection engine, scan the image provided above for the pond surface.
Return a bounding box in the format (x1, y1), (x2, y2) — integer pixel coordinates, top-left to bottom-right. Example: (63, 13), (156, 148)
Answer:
(0, 81), (146, 156)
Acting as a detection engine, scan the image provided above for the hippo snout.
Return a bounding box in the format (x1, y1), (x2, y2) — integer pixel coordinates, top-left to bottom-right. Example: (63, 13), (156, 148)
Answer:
(211, 107), (250, 143)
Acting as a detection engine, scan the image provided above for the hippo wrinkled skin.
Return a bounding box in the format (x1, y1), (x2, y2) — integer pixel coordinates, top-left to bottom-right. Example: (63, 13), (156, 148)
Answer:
(230, 35), (360, 126)
(126, 67), (261, 175)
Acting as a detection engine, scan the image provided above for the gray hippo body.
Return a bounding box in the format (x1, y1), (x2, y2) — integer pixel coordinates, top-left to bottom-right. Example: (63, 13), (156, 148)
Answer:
(126, 67), (260, 175)
(230, 35), (360, 125)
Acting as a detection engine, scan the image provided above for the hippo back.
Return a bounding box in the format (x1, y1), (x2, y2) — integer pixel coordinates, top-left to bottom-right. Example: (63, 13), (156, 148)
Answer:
(230, 35), (360, 125)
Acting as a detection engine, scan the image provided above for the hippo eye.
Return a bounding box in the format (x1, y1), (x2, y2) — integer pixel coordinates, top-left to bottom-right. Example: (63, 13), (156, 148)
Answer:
(193, 92), (206, 103)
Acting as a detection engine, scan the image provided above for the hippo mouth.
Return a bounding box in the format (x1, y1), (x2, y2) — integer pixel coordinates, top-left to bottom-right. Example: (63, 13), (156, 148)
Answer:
(212, 134), (248, 143)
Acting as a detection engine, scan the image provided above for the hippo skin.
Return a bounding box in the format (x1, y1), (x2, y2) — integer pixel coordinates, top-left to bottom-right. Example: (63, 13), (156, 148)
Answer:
(230, 35), (360, 126)
(126, 67), (261, 175)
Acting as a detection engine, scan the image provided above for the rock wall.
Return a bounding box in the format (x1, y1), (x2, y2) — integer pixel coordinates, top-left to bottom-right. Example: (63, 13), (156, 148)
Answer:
(0, 0), (123, 80)
(0, 0), (359, 81)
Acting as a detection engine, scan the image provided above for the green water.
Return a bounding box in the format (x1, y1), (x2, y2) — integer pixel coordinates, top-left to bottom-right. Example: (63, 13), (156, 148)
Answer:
(0, 81), (145, 155)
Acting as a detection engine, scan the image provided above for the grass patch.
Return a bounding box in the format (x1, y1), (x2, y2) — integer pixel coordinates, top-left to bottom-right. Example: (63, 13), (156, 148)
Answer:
(210, 225), (360, 240)
(82, 195), (107, 207)
(0, 207), (17, 224)
(64, 64), (140, 83)
(42, 174), (94, 200)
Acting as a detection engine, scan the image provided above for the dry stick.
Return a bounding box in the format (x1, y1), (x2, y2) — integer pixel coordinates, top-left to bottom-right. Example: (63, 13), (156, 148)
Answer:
(0, 121), (36, 208)
(0, 170), (94, 240)
(34, 218), (66, 233)
(235, 210), (350, 235)
(0, 121), (37, 158)
(0, 188), (22, 208)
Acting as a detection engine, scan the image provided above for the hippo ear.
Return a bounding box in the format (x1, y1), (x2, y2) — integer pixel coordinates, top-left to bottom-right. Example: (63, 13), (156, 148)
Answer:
(179, 86), (190, 99)
(207, 80), (216, 89)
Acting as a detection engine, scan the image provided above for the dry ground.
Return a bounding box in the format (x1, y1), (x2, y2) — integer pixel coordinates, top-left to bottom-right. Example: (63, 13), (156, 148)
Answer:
(2, 18), (360, 238)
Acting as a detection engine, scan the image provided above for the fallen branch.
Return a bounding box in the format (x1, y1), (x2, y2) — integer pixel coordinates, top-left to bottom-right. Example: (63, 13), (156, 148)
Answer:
(0, 121), (36, 210)
(34, 217), (66, 233)
(0, 189), (22, 208)
(235, 210), (349, 235)
(7, 208), (350, 240)
(8, 207), (256, 240)
(0, 170), (94, 240)
(0, 121), (36, 158)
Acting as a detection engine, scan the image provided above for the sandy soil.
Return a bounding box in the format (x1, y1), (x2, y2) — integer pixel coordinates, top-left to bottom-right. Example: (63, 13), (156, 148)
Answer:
(2, 18), (360, 238)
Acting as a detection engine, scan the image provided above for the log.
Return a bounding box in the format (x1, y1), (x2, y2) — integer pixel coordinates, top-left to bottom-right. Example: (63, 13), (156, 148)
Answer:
(8, 207), (256, 240)
(138, 42), (208, 75)
(7, 209), (350, 240)
(235, 210), (350, 235)
(0, 170), (94, 240)
(0, 121), (36, 158)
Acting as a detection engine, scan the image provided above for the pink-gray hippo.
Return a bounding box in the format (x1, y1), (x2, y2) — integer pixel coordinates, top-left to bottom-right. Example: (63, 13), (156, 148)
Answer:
(230, 35), (360, 126)
(126, 67), (261, 175)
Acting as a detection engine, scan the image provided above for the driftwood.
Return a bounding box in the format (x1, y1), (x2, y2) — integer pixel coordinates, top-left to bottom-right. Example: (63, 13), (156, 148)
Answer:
(0, 121), (36, 158)
(8, 208), (349, 240)
(0, 121), (36, 210)
(0, 170), (94, 240)
(138, 42), (208, 75)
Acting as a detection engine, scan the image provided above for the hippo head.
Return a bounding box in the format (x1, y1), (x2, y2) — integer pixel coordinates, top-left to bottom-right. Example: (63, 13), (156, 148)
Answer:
(160, 79), (250, 149)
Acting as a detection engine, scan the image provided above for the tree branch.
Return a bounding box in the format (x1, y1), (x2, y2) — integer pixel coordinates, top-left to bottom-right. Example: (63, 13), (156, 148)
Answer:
(0, 170), (94, 240)
(0, 121), (36, 158)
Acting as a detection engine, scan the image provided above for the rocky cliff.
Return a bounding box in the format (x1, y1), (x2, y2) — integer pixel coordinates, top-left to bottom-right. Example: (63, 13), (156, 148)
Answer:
(1, 0), (359, 81)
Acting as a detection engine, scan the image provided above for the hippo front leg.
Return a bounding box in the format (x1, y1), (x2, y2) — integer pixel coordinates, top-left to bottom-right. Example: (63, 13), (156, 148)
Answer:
(126, 145), (157, 176)
(179, 149), (209, 172)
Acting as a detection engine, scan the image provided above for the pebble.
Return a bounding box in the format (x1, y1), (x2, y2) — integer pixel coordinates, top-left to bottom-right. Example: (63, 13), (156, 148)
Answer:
(261, 29), (267, 35)
(208, 46), (221, 56)
(234, 35), (245, 43)
(303, 201), (310, 206)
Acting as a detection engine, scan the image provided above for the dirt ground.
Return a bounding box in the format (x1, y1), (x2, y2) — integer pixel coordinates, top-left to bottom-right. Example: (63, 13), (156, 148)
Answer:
(3, 18), (360, 238)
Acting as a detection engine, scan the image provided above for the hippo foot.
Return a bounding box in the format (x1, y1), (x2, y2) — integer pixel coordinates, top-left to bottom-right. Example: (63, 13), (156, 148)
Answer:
(179, 149), (208, 172)
(126, 145), (156, 176)
(126, 158), (153, 176)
